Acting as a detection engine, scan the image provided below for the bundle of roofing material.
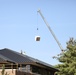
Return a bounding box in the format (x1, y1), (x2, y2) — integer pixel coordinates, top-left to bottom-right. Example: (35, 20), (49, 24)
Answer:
(35, 36), (40, 41)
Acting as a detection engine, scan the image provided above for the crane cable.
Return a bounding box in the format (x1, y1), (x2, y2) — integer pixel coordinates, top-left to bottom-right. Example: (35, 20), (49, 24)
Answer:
(37, 11), (39, 31)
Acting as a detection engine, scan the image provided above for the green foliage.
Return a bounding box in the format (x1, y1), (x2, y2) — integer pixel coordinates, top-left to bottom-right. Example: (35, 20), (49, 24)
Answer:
(55, 38), (76, 75)
(1, 64), (9, 75)
(1, 64), (5, 75)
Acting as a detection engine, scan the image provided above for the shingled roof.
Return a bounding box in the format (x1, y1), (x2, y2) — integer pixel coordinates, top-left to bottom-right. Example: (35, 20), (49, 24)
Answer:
(0, 48), (58, 71)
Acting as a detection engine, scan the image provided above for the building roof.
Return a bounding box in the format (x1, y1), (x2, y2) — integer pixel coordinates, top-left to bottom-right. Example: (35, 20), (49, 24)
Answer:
(0, 48), (58, 71)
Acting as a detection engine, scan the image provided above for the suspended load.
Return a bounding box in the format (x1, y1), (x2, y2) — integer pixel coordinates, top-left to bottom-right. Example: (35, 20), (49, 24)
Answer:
(35, 36), (40, 41)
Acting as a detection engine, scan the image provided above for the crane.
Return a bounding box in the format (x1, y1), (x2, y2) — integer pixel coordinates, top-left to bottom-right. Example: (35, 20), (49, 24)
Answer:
(37, 9), (64, 51)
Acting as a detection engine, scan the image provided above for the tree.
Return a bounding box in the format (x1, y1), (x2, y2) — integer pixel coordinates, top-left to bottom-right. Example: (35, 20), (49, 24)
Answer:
(1, 64), (5, 75)
(1, 64), (9, 75)
(55, 38), (76, 75)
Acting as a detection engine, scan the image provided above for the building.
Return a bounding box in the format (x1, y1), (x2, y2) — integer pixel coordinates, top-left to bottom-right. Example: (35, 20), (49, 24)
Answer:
(0, 48), (58, 75)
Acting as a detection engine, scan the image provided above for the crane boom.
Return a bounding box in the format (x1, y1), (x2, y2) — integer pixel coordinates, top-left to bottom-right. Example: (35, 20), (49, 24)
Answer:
(37, 9), (63, 51)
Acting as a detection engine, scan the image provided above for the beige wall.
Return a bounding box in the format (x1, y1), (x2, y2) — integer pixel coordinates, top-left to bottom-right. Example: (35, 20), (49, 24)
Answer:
(0, 69), (33, 75)
(0, 69), (41, 75)
(0, 69), (16, 75)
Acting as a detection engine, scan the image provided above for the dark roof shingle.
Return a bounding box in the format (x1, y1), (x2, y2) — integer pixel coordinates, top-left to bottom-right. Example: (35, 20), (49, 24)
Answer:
(0, 48), (34, 63)
(0, 48), (58, 71)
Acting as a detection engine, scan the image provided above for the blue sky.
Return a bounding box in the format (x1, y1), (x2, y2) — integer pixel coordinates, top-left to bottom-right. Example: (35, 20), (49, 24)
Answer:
(0, 0), (76, 65)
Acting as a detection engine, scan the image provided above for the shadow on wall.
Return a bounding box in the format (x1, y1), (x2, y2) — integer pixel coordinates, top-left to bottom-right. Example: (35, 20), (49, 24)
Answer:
(16, 70), (41, 75)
